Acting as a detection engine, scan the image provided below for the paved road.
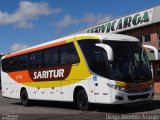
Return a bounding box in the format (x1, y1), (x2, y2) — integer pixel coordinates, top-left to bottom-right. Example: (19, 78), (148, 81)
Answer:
(0, 90), (160, 120)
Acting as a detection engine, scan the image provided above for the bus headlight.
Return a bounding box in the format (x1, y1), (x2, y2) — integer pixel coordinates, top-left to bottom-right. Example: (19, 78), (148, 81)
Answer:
(107, 83), (126, 91)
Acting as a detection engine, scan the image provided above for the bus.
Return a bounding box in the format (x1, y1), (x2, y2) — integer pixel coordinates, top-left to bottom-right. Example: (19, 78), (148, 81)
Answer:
(1, 33), (154, 111)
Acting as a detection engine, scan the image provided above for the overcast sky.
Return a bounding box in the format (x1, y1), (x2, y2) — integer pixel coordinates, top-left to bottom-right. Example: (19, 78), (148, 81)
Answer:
(0, 0), (160, 54)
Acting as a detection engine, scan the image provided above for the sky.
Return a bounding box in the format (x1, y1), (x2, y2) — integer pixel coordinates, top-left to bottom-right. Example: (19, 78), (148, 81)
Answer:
(0, 0), (160, 54)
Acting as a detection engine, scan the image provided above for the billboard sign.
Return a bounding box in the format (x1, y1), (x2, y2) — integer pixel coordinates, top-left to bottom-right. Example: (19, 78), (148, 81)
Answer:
(86, 8), (153, 33)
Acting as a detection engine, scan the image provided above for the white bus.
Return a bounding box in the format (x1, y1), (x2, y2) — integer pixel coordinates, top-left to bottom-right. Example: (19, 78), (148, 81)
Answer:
(1, 33), (154, 111)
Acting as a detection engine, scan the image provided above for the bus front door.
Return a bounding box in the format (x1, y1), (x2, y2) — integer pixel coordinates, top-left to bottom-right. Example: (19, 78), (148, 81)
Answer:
(93, 76), (110, 103)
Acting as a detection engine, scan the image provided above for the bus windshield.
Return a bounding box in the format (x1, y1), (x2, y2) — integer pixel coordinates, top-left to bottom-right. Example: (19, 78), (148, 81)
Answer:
(103, 41), (152, 82)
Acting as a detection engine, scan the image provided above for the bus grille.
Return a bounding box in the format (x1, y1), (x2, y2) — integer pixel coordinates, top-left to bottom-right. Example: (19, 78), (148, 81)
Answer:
(128, 94), (150, 100)
(125, 88), (151, 93)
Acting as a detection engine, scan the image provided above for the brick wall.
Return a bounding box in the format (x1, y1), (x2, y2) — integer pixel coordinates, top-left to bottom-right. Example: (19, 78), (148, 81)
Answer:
(121, 23), (160, 48)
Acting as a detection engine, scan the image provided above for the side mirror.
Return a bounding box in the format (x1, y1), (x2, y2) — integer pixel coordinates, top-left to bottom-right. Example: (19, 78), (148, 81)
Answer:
(143, 45), (159, 60)
(95, 43), (113, 61)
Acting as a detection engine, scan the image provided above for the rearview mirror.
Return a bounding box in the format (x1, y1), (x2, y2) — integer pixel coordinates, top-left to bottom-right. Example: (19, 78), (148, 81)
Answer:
(95, 43), (113, 61)
(143, 45), (159, 60)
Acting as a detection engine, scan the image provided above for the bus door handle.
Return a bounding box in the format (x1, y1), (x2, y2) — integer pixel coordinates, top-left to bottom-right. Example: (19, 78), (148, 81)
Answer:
(95, 83), (98, 86)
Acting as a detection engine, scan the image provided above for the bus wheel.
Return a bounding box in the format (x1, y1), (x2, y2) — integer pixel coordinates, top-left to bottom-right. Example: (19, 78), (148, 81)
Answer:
(20, 90), (30, 106)
(77, 89), (89, 111)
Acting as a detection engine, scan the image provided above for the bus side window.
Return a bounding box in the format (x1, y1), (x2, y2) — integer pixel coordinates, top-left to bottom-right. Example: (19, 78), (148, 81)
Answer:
(18, 54), (29, 70)
(29, 51), (43, 69)
(66, 43), (80, 64)
(93, 50), (109, 77)
(44, 47), (59, 67)
(60, 43), (79, 65)
(60, 45), (67, 65)
(78, 40), (109, 78)
(2, 57), (17, 72)
(2, 59), (9, 72)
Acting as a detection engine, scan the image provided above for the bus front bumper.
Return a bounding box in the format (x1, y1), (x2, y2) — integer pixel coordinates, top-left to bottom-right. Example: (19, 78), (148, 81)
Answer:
(110, 87), (154, 104)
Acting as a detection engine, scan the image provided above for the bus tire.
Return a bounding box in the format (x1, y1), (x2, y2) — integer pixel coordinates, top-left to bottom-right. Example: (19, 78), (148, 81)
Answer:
(20, 89), (30, 106)
(77, 89), (89, 111)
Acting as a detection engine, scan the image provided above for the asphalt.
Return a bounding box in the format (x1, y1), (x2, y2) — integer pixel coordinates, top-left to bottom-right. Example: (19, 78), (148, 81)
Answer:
(0, 89), (160, 120)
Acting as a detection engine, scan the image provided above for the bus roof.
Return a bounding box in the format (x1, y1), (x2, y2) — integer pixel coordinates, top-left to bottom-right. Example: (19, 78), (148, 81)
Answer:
(3, 33), (139, 59)
(75, 33), (139, 42)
